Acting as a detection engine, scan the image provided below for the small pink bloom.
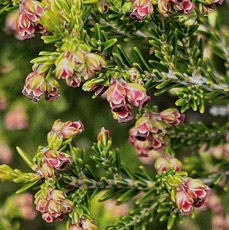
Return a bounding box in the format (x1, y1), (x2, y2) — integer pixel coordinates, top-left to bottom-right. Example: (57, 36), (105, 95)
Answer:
(55, 52), (75, 79)
(65, 75), (82, 88)
(130, 0), (154, 21)
(125, 83), (151, 109)
(107, 79), (127, 112)
(184, 178), (211, 206)
(21, 0), (43, 22)
(4, 105), (28, 130)
(16, 12), (35, 39)
(170, 0), (195, 14)
(80, 217), (98, 230)
(47, 199), (62, 218)
(42, 212), (54, 223)
(45, 77), (60, 101)
(176, 185), (194, 215)
(85, 53), (106, 78)
(133, 116), (153, 141)
(155, 156), (170, 173)
(43, 149), (72, 171)
(0, 143), (13, 164)
(35, 196), (48, 212)
(22, 70), (46, 101)
(160, 109), (185, 126)
(41, 160), (55, 178)
(52, 119), (84, 139)
(113, 104), (134, 123)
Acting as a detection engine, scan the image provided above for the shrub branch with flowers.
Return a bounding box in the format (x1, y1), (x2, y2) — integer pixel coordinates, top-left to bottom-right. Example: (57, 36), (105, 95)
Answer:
(0, 0), (229, 229)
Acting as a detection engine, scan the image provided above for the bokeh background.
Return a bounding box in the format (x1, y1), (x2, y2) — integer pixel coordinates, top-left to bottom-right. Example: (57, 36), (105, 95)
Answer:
(0, 3), (229, 230)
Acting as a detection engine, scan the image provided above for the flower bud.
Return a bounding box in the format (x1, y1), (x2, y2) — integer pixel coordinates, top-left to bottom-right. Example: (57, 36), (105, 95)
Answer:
(97, 127), (111, 147)
(47, 131), (63, 150)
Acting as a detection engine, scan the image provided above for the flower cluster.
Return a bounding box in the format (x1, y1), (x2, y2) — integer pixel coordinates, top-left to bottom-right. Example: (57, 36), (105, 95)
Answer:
(37, 119), (84, 178)
(35, 188), (73, 222)
(106, 78), (151, 123)
(129, 109), (185, 156)
(22, 66), (59, 102)
(55, 49), (106, 88)
(16, 0), (45, 39)
(175, 178), (210, 215)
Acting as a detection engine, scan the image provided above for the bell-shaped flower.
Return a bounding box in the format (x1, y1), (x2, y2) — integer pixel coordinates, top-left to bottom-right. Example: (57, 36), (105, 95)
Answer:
(80, 217), (98, 230)
(45, 77), (60, 101)
(55, 52), (75, 79)
(41, 160), (55, 178)
(16, 12), (35, 39)
(125, 82), (151, 109)
(52, 119), (84, 139)
(107, 79), (127, 113)
(184, 178), (211, 206)
(43, 149), (72, 171)
(176, 184), (194, 215)
(42, 212), (54, 223)
(21, 0), (43, 22)
(65, 75), (82, 88)
(160, 108), (185, 126)
(22, 70), (46, 101)
(133, 116), (153, 141)
(158, 0), (170, 16)
(85, 53), (106, 78)
(130, 0), (154, 21)
(155, 155), (182, 173)
(112, 104), (134, 123)
(170, 0), (195, 14)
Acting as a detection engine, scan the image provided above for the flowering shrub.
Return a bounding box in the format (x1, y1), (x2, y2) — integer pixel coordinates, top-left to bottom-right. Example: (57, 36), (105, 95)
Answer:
(0, 0), (229, 230)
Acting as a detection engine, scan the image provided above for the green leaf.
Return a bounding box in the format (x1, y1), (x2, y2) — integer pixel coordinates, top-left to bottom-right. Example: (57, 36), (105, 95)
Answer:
(133, 47), (151, 71)
(103, 38), (118, 50)
(117, 45), (133, 67)
(16, 180), (39, 194)
(117, 187), (139, 205)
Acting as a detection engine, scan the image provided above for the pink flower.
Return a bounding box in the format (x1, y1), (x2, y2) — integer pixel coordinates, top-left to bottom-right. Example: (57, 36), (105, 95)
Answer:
(4, 105), (28, 130)
(107, 79), (127, 112)
(155, 155), (182, 173)
(22, 70), (46, 101)
(52, 119), (84, 139)
(55, 52), (75, 79)
(175, 178), (211, 215)
(43, 149), (72, 171)
(125, 83), (151, 109)
(130, 0), (154, 21)
(106, 79), (150, 123)
(176, 184), (194, 215)
(184, 178), (211, 207)
(21, 0), (43, 22)
(80, 217), (98, 230)
(0, 143), (13, 164)
(170, 0), (195, 14)
(85, 53), (106, 78)
(35, 188), (73, 223)
(160, 109), (185, 126)
(132, 116), (153, 141)
(16, 12), (35, 39)
(41, 161), (55, 178)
